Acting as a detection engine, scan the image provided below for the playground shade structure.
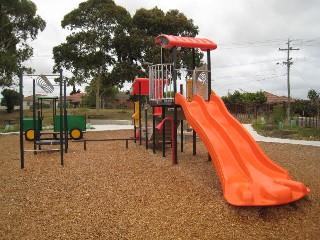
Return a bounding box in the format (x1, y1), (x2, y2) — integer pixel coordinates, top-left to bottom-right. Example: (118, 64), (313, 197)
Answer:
(175, 93), (310, 206)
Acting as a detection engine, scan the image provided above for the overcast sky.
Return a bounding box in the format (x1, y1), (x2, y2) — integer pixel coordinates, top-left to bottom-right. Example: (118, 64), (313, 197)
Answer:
(23, 0), (320, 99)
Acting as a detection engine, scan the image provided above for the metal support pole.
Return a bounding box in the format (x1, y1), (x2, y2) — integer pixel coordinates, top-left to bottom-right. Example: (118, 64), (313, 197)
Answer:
(162, 106), (166, 157)
(133, 103), (137, 143)
(192, 48), (197, 155)
(59, 69), (64, 166)
(180, 120), (183, 152)
(145, 108), (148, 149)
(152, 108), (156, 154)
(64, 79), (68, 153)
(139, 82), (142, 145)
(19, 70), (24, 169)
(32, 79), (37, 153)
(173, 47), (178, 164)
(207, 49), (212, 160)
(179, 84), (184, 152)
(207, 49), (212, 101)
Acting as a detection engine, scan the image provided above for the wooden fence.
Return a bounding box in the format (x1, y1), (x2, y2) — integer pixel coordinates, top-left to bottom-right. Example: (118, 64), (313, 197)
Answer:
(225, 103), (319, 128)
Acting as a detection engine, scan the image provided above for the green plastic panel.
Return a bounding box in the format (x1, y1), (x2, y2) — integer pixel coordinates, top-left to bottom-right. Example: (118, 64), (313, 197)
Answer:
(54, 115), (86, 132)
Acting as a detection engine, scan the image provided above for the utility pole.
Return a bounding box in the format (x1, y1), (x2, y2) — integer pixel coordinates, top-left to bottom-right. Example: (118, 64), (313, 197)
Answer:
(279, 39), (299, 123)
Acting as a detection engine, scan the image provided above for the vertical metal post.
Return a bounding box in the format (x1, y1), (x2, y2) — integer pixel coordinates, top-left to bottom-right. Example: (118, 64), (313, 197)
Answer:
(133, 103), (137, 143)
(139, 82), (142, 145)
(192, 48), (196, 155)
(207, 49), (212, 161)
(152, 108), (156, 154)
(207, 49), (212, 101)
(53, 98), (56, 124)
(179, 84), (184, 152)
(145, 108), (148, 149)
(64, 79), (68, 153)
(173, 47), (178, 164)
(40, 98), (43, 118)
(59, 69), (64, 165)
(162, 106), (165, 157)
(19, 70), (24, 169)
(180, 120), (183, 153)
(32, 79), (36, 153)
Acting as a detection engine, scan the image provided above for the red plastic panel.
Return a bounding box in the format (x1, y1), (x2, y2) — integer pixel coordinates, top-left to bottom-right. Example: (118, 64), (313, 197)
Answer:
(131, 78), (149, 95)
(155, 34), (217, 51)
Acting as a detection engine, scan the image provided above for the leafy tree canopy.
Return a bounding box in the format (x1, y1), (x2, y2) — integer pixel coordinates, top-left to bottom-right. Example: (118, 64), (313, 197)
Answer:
(291, 99), (318, 117)
(307, 89), (319, 103)
(53, 0), (134, 110)
(1, 88), (20, 112)
(54, 0), (202, 109)
(0, 0), (46, 86)
(53, 0), (133, 84)
(222, 90), (267, 105)
(132, 7), (203, 72)
(307, 89), (319, 117)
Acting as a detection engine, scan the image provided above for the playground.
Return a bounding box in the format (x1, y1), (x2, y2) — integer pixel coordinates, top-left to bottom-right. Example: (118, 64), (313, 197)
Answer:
(1, 34), (318, 238)
(0, 129), (319, 239)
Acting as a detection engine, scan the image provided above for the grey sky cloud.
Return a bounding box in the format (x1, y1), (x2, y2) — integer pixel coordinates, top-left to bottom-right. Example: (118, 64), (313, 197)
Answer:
(22, 0), (319, 99)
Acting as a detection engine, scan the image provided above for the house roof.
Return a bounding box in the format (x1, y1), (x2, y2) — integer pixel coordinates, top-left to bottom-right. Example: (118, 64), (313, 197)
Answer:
(263, 91), (289, 103)
(66, 93), (86, 103)
(115, 92), (129, 100)
(24, 94), (46, 101)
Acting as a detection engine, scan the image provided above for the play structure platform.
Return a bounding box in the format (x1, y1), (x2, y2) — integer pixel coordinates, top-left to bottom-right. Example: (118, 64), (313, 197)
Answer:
(131, 34), (310, 206)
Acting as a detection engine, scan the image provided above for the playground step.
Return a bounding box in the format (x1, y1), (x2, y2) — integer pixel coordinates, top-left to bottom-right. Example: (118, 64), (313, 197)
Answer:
(89, 119), (132, 125)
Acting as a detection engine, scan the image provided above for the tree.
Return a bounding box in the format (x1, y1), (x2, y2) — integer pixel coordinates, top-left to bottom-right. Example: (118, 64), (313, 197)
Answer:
(54, 1), (202, 111)
(132, 7), (203, 72)
(53, 0), (133, 112)
(307, 89), (319, 117)
(82, 84), (118, 108)
(0, 0), (46, 86)
(307, 89), (319, 102)
(222, 90), (267, 105)
(271, 105), (286, 125)
(1, 88), (20, 113)
(291, 99), (315, 117)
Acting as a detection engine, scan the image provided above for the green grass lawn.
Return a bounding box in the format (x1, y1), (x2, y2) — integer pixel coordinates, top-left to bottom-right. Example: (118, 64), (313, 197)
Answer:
(0, 108), (136, 133)
(252, 122), (320, 141)
(1, 108), (320, 141)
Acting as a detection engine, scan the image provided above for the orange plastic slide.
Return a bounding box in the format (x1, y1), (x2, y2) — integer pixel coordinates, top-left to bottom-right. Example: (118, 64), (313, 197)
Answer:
(175, 93), (310, 206)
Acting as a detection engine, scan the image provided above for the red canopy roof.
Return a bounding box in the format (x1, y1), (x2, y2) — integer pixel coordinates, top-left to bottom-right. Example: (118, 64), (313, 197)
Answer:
(131, 78), (149, 95)
(155, 34), (217, 51)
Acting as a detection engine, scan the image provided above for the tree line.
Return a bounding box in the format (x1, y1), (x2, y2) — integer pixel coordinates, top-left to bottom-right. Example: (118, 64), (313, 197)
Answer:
(222, 89), (319, 118)
(1, 0), (203, 111)
(1, 0), (319, 115)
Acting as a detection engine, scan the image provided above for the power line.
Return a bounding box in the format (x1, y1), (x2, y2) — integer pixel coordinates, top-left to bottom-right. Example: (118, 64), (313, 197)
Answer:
(214, 74), (285, 86)
(291, 66), (314, 90)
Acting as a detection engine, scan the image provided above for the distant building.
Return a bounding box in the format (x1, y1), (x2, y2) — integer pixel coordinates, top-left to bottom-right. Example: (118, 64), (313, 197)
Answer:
(66, 93), (86, 108)
(104, 92), (133, 109)
(263, 91), (290, 104)
(23, 94), (56, 109)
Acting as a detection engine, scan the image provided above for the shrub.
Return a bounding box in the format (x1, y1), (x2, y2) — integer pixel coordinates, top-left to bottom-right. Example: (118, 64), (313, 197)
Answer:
(272, 105), (286, 124)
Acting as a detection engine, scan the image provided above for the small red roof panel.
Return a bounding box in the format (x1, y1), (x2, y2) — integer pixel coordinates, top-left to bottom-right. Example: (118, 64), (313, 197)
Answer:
(131, 78), (149, 95)
(155, 34), (217, 51)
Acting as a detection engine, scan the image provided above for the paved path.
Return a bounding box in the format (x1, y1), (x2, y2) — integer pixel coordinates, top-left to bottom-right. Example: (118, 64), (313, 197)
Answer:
(87, 124), (133, 131)
(87, 123), (320, 147)
(2, 123), (319, 147)
(243, 124), (320, 147)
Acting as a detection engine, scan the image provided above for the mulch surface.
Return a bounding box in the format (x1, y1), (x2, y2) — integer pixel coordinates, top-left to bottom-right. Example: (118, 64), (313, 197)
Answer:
(0, 130), (319, 239)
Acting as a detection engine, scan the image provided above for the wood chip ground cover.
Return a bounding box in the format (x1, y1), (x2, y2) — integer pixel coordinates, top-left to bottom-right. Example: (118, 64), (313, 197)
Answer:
(0, 130), (319, 239)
